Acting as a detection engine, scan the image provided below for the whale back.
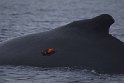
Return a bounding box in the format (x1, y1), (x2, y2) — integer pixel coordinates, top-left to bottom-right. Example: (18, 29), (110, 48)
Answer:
(0, 14), (124, 74)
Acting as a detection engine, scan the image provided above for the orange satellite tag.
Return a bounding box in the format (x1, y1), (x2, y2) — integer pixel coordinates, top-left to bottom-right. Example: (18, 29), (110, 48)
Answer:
(41, 48), (55, 56)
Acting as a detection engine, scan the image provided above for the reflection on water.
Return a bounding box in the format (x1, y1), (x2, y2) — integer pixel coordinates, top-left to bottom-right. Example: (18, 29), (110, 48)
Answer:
(0, 0), (124, 83)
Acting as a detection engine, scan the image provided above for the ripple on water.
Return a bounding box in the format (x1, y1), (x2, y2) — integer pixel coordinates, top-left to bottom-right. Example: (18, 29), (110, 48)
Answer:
(0, 66), (123, 83)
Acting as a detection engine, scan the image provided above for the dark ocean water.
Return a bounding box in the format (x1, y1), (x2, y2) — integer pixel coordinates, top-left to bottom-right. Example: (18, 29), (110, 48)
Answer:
(0, 0), (124, 83)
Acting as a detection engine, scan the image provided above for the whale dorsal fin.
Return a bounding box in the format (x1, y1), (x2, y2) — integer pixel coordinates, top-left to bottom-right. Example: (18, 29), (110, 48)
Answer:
(69, 14), (115, 34)
(91, 14), (115, 34)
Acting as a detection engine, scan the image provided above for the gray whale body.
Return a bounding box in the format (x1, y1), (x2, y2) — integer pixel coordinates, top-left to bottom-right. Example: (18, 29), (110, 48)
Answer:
(0, 14), (124, 74)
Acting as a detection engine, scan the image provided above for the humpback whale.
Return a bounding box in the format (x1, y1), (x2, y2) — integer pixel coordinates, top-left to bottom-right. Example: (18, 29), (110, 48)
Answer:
(0, 14), (124, 74)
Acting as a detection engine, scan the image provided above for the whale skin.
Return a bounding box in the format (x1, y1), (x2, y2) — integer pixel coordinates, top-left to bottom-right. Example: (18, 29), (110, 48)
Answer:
(0, 14), (124, 74)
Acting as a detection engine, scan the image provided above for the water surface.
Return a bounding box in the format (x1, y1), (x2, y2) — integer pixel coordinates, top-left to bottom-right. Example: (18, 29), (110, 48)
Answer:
(0, 0), (124, 83)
